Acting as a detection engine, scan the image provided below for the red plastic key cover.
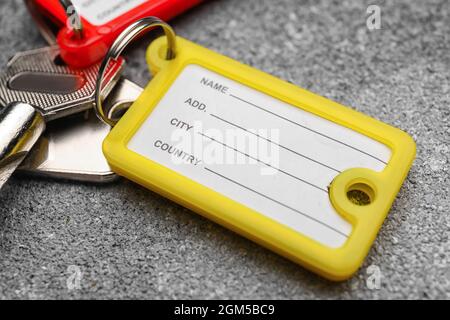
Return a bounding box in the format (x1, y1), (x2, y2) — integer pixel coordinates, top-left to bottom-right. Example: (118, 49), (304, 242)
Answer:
(33, 0), (203, 68)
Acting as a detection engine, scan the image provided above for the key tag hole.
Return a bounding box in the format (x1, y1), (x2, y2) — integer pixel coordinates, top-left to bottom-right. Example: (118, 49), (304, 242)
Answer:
(146, 41), (176, 76)
(346, 183), (375, 206)
(329, 168), (384, 224)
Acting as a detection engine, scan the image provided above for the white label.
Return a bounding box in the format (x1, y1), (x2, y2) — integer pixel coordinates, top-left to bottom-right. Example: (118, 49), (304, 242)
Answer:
(72, 0), (147, 26)
(128, 65), (391, 248)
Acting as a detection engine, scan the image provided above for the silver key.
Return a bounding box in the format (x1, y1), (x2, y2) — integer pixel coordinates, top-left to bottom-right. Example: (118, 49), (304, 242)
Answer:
(22, 2), (141, 183)
(18, 78), (143, 183)
(0, 103), (45, 188)
(0, 46), (123, 120)
(0, 46), (124, 190)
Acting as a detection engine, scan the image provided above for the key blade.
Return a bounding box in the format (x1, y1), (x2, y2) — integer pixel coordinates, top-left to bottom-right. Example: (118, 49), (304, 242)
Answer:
(18, 111), (116, 183)
(0, 46), (124, 120)
(18, 78), (143, 183)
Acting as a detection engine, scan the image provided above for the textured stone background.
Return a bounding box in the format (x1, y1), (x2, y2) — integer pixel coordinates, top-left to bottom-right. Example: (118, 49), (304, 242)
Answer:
(0, 0), (449, 299)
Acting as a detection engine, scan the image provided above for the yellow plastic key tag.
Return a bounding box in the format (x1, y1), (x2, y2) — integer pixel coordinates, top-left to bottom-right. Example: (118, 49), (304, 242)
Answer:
(95, 18), (416, 280)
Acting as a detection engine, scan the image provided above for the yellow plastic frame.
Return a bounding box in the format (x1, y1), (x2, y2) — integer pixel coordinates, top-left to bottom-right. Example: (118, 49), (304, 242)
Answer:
(103, 36), (416, 280)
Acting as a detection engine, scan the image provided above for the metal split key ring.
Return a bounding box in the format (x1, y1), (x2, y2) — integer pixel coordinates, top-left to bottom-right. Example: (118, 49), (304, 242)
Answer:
(94, 17), (177, 127)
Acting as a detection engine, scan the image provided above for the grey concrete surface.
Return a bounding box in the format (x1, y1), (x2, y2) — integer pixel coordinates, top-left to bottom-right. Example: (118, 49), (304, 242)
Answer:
(0, 0), (449, 299)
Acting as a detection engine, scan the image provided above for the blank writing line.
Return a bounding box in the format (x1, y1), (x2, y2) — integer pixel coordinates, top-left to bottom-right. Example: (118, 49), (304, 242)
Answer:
(210, 113), (341, 174)
(229, 94), (388, 165)
(198, 132), (328, 193)
(204, 167), (348, 238)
